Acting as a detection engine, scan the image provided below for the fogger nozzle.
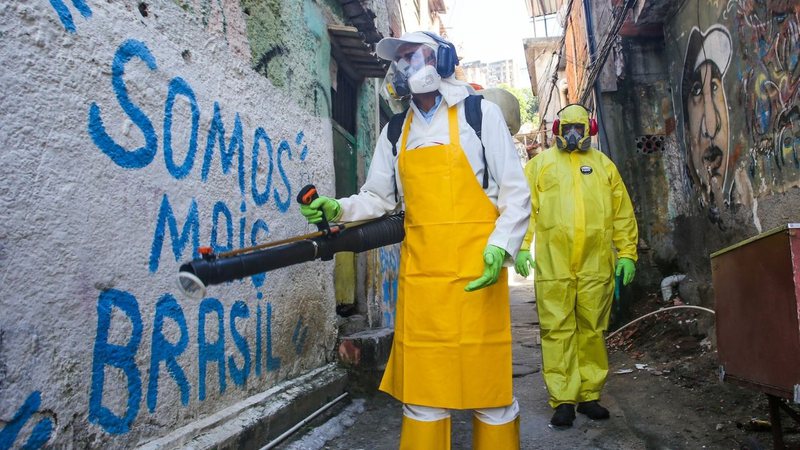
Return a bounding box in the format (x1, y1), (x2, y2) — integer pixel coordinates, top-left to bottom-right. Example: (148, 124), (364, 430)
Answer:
(177, 214), (405, 299)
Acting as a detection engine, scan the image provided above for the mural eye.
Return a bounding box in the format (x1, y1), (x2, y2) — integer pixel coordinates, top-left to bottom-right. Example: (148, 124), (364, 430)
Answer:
(711, 80), (719, 93)
(691, 81), (702, 96)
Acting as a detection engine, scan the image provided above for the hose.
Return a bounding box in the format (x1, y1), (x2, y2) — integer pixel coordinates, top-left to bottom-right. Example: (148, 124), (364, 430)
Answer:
(177, 214), (405, 299)
(606, 305), (716, 341)
(260, 392), (349, 450)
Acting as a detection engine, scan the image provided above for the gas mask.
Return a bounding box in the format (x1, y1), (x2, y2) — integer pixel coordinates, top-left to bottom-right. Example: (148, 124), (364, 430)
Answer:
(561, 123), (586, 151)
(382, 45), (441, 99)
(553, 104), (596, 152)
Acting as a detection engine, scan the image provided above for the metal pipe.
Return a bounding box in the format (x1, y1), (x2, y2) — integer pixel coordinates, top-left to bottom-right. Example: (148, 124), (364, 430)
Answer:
(259, 392), (349, 450)
(660, 274), (687, 301)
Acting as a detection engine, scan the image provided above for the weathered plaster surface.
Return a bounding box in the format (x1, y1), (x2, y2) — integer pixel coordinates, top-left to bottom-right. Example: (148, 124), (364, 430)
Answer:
(0, 1), (347, 447)
(608, 0), (799, 307)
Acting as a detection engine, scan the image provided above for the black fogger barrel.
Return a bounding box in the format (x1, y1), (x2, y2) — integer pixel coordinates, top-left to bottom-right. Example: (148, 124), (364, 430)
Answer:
(180, 214), (404, 289)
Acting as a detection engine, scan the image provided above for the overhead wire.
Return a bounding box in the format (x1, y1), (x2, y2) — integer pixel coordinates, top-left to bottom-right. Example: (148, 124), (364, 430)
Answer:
(577, 0), (637, 104)
(534, 0), (577, 141)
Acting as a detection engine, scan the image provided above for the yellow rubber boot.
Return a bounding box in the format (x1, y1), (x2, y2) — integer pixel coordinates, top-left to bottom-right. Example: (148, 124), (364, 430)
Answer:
(399, 416), (451, 450)
(472, 415), (520, 450)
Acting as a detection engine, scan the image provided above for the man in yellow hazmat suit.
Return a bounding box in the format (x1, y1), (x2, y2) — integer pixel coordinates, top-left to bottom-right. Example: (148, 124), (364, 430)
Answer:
(515, 104), (638, 428)
(299, 31), (531, 448)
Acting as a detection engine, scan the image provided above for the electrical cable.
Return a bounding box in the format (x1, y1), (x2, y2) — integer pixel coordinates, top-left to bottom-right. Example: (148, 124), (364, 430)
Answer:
(535, 0), (576, 139)
(578, 0), (637, 104)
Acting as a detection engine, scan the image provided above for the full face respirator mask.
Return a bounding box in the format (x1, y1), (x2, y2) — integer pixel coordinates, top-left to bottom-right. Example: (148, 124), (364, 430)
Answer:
(562, 123), (586, 151)
(553, 104), (598, 151)
(383, 45), (441, 99)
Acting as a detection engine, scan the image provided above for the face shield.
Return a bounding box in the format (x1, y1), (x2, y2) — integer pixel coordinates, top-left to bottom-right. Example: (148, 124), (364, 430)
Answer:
(381, 44), (441, 99)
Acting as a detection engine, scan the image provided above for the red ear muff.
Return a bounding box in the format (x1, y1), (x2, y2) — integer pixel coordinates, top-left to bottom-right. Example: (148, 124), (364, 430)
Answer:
(552, 119), (560, 136)
(589, 118), (598, 136)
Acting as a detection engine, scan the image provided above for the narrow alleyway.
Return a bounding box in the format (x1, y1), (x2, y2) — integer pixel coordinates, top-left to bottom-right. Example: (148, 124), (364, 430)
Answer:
(268, 272), (793, 449)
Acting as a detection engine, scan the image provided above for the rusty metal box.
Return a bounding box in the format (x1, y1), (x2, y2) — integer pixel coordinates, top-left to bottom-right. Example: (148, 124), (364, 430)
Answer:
(711, 223), (800, 403)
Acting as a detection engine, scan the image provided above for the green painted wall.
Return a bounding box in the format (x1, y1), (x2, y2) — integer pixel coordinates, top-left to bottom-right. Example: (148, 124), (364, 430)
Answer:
(240, 0), (343, 116)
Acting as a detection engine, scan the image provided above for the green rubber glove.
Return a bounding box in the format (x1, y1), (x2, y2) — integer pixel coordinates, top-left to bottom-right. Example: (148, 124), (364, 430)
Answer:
(299, 196), (342, 224)
(514, 250), (535, 278)
(615, 257), (636, 286)
(465, 245), (507, 292)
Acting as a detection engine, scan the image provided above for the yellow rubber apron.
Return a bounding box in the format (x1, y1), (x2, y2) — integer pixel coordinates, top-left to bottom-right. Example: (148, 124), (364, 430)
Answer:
(378, 105), (512, 409)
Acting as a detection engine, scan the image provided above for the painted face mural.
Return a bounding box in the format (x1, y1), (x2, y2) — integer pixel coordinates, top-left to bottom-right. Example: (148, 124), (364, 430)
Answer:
(681, 25), (733, 211)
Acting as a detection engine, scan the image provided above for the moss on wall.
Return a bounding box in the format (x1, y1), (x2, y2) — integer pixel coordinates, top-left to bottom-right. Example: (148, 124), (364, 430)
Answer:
(239, 0), (339, 117)
(241, 0), (288, 86)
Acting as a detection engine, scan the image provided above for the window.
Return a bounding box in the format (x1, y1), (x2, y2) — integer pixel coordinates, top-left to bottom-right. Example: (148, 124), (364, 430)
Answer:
(331, 68), (358, 135)
(532, 13), (562, 38)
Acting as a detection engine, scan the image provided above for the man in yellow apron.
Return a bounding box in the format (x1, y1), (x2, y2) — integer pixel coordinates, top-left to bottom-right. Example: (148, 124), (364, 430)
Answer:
(514, 104), (638, 428)
(300, 31), (530, 449)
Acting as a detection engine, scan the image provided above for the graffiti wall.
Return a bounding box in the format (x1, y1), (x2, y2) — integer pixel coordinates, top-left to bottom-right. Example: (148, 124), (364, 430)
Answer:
(0, 0), (364, 447)
(666, 0), (800, 231)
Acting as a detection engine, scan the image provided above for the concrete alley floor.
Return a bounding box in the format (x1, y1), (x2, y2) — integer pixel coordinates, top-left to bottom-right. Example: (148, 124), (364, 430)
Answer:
(275, 273), (793, 450)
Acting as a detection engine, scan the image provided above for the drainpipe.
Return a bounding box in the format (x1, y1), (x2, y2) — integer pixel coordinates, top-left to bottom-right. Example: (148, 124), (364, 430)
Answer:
(583, 0), (611, 154)
(557, 78), (568, 111)
(661, 274), (687, 301)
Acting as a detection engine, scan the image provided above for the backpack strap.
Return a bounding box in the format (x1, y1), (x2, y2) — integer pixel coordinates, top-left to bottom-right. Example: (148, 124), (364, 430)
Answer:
(464, 95), (489, 188)
(387, 108), (409, 202)
(388, 108), (409, 157)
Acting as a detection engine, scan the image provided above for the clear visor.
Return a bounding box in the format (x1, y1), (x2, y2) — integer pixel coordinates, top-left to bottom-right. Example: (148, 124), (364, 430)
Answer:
(393, 45), (436, 69)
(562, 123), (585, 141)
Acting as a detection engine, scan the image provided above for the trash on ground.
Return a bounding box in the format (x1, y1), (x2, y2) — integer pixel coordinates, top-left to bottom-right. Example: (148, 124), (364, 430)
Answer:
(737, 418), (772, 432)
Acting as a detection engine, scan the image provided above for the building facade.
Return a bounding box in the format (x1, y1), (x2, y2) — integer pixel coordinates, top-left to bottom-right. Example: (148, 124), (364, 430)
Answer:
(525, 0), (800, 321)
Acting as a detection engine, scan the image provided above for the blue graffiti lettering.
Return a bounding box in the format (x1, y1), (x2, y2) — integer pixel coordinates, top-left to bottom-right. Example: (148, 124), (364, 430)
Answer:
(163, 77), (200, 179)
(239, 201), (247, 249)
(0, 391), (54, 450)
(88, 40), (304, 207)
(211, 201), (234, 253)
(202, 104), (245, 197)
(147, 294), (189, 413)
(266, 303), (281, 371)
(48, 0), (92, 33)
(88, 40), (158, 169)
(296, 131), (309, 161)
(291, 317), (308, 355)
(251, 128), (275, 206)
(147, 194), (276, 275)
(198, 298), (226, 401)
(89, 289), (143, 434)
(379, 247), (400, 328)
(255, 303), (263, 377)
(274, 140), (293, 212)
(149, 194), (200, 273)
(229, 301), (251, 386)
(87, 290), (288, 434)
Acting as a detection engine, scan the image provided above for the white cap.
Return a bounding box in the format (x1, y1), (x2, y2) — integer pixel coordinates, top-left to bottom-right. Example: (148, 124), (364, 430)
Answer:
(693, 26), (731, 74)
(376, 31), (438, 61)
